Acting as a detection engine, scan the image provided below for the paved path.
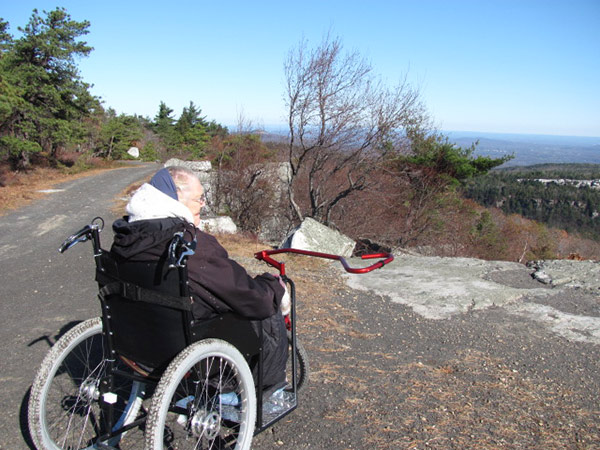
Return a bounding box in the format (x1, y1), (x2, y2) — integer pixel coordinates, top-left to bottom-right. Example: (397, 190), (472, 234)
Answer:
(0, 162), (159, 449)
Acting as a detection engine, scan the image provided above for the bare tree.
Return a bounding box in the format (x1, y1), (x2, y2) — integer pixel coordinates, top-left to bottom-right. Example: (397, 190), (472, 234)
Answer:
(284, 34), (428, 225)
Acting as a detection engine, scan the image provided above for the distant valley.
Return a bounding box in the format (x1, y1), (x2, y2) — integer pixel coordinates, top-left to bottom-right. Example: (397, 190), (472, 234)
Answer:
(446, 131), (600, 167)
(261, 127), (600, 167)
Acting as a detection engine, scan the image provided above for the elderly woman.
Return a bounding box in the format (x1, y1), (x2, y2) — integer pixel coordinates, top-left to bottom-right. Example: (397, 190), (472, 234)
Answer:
(110, 166), (289, 392)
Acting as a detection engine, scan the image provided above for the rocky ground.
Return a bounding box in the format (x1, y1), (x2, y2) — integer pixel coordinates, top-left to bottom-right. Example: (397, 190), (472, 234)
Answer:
(51, 249), (600, 450)
(240, 251), (600, 449)
(6, 162), (598, 449)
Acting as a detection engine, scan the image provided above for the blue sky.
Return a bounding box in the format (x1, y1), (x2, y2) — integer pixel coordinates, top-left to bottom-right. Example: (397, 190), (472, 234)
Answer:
(3, 0), (599, 137)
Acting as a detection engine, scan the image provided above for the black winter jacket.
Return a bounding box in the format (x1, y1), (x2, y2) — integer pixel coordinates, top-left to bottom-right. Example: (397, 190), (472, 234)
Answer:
(111, 217), (285, 321)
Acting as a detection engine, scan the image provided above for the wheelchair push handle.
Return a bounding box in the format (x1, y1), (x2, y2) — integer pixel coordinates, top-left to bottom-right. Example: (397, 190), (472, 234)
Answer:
(58, 217), (104, 254)
(254, 248), (394, 276)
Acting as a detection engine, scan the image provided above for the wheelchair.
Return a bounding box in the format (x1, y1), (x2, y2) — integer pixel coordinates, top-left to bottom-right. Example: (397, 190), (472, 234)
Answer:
(28, 217), (392, 449)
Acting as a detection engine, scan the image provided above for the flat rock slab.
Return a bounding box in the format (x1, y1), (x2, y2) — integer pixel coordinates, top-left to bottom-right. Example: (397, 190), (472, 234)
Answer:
(343, 254), (600, 345)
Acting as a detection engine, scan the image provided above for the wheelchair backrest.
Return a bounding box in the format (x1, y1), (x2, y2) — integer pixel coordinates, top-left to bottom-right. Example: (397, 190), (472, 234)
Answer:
(97, 251), (194, 371)
(95, 250), (260, 373)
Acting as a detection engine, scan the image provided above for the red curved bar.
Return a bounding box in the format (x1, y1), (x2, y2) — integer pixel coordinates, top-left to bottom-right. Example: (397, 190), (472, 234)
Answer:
(254, 248), (393, 276)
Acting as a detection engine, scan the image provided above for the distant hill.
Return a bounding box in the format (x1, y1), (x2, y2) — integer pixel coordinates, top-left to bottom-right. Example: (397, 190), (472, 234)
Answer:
(446, 131), (600, 167)
(494, 163), (600, 179)
(259, 127), (600, 167)
(462, 161), (600, 241)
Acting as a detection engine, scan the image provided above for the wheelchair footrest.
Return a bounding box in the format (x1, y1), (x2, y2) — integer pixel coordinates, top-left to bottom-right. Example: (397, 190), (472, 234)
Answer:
(260, 389), (297, 427)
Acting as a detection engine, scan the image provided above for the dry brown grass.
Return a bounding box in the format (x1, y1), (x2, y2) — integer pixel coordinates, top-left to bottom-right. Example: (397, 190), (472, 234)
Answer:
(0, 167), (75, 214)
(298, 301), (600, 449)
(355, 352), (599, 449)
(0, 164), (123, 216)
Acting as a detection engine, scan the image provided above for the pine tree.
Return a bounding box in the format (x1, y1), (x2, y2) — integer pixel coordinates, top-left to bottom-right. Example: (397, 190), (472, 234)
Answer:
(0, 8), (98, 167)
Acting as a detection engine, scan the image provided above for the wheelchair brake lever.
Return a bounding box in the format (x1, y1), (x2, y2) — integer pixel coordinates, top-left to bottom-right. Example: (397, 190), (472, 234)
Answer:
(176, 238), (196, 267)
(167, 232), (197, 268)
(167, 232), (184, 269)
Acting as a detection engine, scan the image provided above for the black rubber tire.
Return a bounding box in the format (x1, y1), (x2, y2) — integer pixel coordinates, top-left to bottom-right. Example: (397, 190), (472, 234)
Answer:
(145, 339), (256, 450)
(288, 331), (310, 392)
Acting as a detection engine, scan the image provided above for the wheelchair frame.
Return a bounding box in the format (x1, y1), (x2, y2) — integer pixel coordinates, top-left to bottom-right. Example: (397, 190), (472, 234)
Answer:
(28, 217), (392, 449)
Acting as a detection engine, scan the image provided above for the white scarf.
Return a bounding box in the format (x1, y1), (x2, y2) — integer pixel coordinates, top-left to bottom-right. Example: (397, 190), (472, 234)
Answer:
(126, 183), (194, 224)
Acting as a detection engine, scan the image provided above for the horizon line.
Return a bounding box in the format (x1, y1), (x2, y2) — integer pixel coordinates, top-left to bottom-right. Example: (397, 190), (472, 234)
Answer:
(249, 124), (600, 141)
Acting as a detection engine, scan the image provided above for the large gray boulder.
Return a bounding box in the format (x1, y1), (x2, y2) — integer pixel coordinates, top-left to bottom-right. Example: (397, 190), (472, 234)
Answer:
(280, 217), (355, 257)
(199, 216), (238, 234)
(164, 158), (212, 173)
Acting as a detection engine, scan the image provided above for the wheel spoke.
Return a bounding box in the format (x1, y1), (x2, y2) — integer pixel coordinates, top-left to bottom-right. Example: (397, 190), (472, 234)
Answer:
(28, 318), (146, 449)
(146, 340), (256, 449)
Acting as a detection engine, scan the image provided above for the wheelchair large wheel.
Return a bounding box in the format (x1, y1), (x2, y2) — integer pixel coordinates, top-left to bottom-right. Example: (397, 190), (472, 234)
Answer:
(145, 339), (256, 450)
(28, 317), (145, 449)
(288, 331), (309, 392)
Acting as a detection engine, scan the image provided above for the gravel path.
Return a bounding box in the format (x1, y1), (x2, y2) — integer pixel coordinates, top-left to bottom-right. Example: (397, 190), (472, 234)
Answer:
(0, 162), (159, 449)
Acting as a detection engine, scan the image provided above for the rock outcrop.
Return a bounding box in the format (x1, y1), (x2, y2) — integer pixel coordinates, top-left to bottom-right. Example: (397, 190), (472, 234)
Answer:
(199, 216), (238, 234)
(281, 217), (355, 257)
(163, 158), (291, 242)
(344, 252), (600, 345)
(528, 259), (600, 290)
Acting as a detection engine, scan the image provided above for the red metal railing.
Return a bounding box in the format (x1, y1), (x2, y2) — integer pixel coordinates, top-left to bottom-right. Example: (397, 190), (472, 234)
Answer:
(254, 248), (393, 276)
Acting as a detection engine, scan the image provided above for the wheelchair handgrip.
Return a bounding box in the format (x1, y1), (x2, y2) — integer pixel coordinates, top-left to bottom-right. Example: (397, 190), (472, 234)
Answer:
(59, 225), (92, 253)
(58, 217), (105, 254)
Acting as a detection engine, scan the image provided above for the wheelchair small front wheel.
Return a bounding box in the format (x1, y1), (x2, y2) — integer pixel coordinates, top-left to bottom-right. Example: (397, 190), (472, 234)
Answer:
(145, 338), (256, 450)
